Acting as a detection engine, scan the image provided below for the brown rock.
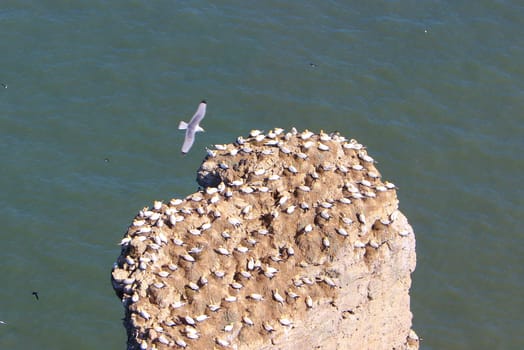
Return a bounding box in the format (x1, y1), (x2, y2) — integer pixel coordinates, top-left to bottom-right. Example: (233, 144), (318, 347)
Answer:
(112, 128), (418, 350)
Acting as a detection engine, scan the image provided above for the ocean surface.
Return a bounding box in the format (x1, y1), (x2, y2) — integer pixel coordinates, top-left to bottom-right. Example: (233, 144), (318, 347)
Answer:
(1, 1), (523, 349)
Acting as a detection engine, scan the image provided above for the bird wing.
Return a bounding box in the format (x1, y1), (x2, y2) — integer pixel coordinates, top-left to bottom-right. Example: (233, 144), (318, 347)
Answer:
(187, 101), (207, 128)
(181, 128), (196, 154)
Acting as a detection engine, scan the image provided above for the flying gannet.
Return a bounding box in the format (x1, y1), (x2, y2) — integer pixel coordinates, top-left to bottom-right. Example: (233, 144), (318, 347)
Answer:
(179, 100), (207, 154)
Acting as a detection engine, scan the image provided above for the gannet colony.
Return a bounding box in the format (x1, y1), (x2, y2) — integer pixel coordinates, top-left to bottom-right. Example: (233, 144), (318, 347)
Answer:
(112, 128), (419, 350)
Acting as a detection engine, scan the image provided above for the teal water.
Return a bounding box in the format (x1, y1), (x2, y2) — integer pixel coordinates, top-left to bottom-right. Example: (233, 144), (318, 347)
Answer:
(1, 1), (523, 349)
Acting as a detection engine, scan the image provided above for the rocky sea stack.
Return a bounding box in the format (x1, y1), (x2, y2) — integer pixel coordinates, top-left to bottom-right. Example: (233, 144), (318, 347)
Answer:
(111, 128), (419, 350)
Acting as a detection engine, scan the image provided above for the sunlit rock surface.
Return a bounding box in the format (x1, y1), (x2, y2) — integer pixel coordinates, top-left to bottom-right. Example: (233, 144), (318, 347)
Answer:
(112, 128), (418, 350)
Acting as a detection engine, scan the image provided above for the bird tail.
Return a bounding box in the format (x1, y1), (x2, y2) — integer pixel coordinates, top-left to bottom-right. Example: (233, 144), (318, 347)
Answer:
(178, 121), (188, 130)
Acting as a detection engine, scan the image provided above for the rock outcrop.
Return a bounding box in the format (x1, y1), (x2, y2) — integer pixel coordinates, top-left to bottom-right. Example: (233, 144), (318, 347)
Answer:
(111, 128), (418, 350)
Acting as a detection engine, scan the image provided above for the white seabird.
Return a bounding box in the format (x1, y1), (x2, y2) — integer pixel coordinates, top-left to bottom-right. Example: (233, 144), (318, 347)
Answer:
(179, 100), (207, 154)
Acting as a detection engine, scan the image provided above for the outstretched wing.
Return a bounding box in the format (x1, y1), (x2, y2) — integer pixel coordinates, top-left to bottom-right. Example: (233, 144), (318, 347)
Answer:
(188, 101), (207, 127)
(181, 128), (196, 154)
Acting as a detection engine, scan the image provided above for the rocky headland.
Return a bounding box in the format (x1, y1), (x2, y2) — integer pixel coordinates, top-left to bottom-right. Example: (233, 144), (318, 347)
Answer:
(111, 128), (419, 350)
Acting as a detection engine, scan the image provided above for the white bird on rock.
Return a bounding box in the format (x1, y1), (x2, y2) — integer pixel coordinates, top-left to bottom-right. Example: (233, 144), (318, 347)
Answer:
(179, 100), (207, 154)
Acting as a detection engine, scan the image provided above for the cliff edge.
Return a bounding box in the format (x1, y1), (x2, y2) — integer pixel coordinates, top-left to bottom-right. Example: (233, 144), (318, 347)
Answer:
(111, 128), (418, 350)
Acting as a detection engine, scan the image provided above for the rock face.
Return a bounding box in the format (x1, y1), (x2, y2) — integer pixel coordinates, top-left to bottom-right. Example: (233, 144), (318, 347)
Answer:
(111, 128), (418, 350)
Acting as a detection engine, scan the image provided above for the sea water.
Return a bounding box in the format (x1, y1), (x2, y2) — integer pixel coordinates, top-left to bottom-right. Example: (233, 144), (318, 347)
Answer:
(1, 1), (523, 349)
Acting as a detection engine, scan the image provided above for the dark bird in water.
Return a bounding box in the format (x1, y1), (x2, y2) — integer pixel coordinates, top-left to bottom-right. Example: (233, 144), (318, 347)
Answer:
(178, 100), (207, 154)
(1, 83), (7, 88)
(32, 291), (39, 301)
